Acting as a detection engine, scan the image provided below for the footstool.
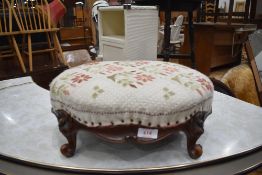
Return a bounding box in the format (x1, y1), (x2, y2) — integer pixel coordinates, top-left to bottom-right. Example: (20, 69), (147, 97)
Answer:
(50, 61), (214, 159)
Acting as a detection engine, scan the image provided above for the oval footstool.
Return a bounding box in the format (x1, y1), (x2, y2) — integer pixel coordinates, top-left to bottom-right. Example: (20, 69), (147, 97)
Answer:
(50, 61), (214, 159)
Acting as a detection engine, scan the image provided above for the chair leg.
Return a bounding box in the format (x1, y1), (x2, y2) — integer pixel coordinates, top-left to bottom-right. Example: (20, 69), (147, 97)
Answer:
(46, 33), (55, 64)
(52, 32), (66, 66)
(11, 36), (26, 73)
(22, 35), (26, 53)
(28, 34), (33, 72)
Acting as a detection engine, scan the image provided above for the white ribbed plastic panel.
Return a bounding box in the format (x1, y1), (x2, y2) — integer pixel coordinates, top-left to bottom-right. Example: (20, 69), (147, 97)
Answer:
(98, 5), (158, 61)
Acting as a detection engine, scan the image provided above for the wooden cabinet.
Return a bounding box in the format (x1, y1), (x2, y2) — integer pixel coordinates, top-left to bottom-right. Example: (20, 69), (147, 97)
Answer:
(181, 22), (257, 75)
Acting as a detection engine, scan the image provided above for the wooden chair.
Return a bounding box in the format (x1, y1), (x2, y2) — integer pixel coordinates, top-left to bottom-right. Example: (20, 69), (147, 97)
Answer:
(1, 0), (66, 73)
(0, 0), (26, 73)
(16, 0), (67, 72)
(245, 30), (262, 106)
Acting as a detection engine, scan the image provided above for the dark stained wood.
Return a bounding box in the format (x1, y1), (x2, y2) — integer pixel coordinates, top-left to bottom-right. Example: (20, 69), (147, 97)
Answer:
(60, 26), (92, 49)
(31, 66), (68, 90)
(134, 0), (202, 11)
(182, 111), (206, 159)
(214, 0), (219, 23)
(210, 78), (236, 97)
(244, 0), (251, 23)
(163, 0), (172, 62)
(134, 0), (202, 65)
(202, 0), (251, 24)
(188, 10), (196, 68)
(249, 0), (262, 29)
(180, 22), (257, 75)
(228, 0), (234, 25)
(250, 0), (257, 20)
(52, 109), (211, 159)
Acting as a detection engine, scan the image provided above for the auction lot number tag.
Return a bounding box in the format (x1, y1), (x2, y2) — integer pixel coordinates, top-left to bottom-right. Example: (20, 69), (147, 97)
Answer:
(137, 128), (158, 139)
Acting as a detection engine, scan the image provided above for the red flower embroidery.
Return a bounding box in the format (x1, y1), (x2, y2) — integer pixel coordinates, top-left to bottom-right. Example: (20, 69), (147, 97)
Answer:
(71, 73), (91, 84)
(163, 66), (177, 74)
(135, 61), (150, 66)
(85, 61), (99, 65)
(135, 74), (155, 82)
(63, 89), (70, 96)
(105, 65), (124, 73)
(197, 78), (213, 91)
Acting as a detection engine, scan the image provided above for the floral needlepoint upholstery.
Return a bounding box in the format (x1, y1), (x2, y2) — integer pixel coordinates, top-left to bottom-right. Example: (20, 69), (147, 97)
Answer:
(50, 61), (214, 127)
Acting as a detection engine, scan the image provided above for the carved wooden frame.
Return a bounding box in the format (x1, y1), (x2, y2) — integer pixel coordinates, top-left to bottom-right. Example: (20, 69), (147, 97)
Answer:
(52, 109), (211, 159)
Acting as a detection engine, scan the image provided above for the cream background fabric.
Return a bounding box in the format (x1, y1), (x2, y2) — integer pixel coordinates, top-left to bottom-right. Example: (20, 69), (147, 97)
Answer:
(50, 61), (213, 127)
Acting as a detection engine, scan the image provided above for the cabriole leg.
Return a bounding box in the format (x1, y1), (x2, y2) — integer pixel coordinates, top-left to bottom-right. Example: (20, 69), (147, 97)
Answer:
(183, 112), (206, 159)
(52, 109), (78, 157)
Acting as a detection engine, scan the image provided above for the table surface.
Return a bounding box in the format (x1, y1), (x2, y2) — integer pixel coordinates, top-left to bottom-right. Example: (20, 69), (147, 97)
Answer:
(0, 77), (261, 175)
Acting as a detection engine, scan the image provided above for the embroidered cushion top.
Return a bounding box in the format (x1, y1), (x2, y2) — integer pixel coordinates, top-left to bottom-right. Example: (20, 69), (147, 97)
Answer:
(50, 61), (213, 127)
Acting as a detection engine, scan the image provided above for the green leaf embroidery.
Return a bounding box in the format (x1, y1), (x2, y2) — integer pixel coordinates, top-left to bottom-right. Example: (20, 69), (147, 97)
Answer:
(92, 86), (104, 99)
(163, 87), (175, 100)
(164, 94), (169, 100)
(172, 76), (181, 83)
(98, 89), (104, 93)
(92, 93), (98, 99)
(107, 75), (116, 81)
(169, 92), (175, 96)
(163, 87), (168, 91)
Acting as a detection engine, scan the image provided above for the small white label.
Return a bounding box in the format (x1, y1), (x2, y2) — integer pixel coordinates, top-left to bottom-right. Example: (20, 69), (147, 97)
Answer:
(137, 128), (158, 139)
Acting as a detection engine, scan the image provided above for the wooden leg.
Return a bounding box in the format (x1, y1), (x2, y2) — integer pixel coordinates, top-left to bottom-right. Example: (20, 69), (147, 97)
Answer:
(46, 33), (55, 64)
(11, 36), (26, 73)
(60, 132), (77, 158)
(52, 110), (78, 157)
(52, 32), (67, 66)
(183, 111), (206, 159)
(52, 109), (209, 158)
(28, 34), (33, 72)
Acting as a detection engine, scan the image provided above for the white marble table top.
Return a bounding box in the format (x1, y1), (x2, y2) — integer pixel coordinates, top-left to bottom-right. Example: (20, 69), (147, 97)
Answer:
(0, 77), (262, 173)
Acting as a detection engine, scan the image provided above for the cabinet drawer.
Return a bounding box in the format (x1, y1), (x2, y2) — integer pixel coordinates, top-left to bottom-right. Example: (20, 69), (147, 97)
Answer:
(103, 44), (124, 61)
